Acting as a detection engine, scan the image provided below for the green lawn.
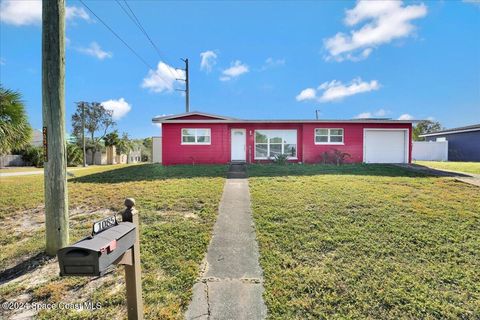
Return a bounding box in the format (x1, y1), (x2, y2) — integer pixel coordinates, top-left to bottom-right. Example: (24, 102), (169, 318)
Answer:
(415, 160), (480, 175)
(0, 164), (227, 319)
(248, 164), (480, 319)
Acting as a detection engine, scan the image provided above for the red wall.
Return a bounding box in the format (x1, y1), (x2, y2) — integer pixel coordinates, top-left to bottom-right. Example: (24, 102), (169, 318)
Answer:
(302, 122), (412, 163)
(162, 122), (412, 165)
(162, 123), (230, 165)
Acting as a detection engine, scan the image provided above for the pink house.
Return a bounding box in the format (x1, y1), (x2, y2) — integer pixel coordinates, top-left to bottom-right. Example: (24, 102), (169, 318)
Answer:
(152, 112), (413, 165)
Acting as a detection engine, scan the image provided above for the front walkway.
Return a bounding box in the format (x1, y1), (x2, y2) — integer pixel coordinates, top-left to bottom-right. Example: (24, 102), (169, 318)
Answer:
(395, 163), (480, 187)
(186, 177), (267, 320)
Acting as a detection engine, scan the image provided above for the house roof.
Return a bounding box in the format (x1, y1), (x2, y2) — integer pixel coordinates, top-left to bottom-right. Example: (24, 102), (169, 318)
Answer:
(152, 111), (415, 124)
(420, 124), (480, 137)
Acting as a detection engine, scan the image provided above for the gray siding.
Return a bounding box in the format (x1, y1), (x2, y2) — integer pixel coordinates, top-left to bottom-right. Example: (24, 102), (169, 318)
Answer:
(426, 131), (480, 161)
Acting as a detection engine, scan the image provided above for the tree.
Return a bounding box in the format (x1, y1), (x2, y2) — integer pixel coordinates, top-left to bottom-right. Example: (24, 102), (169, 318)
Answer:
(104, 130), (120, 147)
(72, 102), (115, 163)
(142, 137), (152, 161)
(117, 132), (133, 159)
(0, 85), (32, 155)
(413, 120), (443, 141)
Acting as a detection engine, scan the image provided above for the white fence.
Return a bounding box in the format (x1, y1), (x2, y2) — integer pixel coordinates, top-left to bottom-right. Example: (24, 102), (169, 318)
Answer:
(152, 137), (162, 163)
(412, 141), (448, 161)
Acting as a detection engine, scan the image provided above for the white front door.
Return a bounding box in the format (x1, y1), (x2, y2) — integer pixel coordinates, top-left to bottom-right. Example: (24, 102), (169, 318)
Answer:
(231, 129), (246, 161)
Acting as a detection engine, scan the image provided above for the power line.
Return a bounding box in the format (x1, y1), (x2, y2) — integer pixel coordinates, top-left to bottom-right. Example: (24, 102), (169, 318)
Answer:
(79, 0), (154, 70)
(116, 0), (179, 80)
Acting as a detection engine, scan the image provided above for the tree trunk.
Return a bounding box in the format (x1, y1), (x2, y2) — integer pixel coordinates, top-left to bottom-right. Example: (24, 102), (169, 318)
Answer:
(42, 0), (68, 256)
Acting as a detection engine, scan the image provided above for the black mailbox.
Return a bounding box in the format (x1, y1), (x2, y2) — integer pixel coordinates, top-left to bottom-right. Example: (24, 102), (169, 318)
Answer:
(57, 222), (136, 276)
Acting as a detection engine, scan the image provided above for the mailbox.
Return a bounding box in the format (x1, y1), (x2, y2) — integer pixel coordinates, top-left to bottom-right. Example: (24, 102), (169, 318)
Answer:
(58, 222), (136, 276)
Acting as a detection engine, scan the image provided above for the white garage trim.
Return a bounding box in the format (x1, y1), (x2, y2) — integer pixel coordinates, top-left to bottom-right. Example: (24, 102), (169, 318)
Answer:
(363, 128), (409, 163)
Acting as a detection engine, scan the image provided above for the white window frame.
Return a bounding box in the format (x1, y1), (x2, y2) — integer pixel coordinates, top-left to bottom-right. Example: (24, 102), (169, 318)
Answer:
(315, 128), (344, 145)
(254, 129), (298, 160)
(181, 128), (211, 145)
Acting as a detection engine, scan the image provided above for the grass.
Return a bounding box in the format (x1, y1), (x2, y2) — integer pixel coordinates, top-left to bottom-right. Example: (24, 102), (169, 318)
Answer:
(248, 164), (480, 319)
(0, 164), (227, 319)
(415, 160), (480, 175)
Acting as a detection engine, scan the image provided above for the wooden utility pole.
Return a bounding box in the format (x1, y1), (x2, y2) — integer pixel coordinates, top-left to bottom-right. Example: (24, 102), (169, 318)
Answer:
(176, 58), (189, 112)
(184, 58), (189, 112)
(42, 0), (69, 256)
(81, 102), (87, 167)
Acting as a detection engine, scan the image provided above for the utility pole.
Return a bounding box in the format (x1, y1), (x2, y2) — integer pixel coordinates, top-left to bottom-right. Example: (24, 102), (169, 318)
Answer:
(315, 109), (320, 120)
(176, 58), (189, 112)
(81, 102), (87, 167)
(42, 0), (69, 256)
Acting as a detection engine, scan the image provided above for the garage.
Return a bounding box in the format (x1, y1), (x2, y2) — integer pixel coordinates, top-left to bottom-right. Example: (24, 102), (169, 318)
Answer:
(364, 129), (409, 163)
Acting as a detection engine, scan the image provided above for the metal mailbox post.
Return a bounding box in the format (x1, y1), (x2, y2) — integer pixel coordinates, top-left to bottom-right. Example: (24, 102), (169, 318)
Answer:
(57, 198), (144, 320)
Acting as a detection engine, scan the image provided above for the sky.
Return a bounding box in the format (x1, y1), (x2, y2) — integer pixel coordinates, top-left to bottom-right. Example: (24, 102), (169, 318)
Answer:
(1, 0), (479, 138)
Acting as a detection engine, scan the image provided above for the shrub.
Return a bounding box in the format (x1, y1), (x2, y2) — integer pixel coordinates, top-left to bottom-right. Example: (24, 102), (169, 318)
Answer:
(320, 151), (330, 164)
(67, 143), (83, 167)
(317, 149), (351, 165)
(272, 153), (289, 165)
(331, 149), (351, 166)
(21, 146), (44, 167)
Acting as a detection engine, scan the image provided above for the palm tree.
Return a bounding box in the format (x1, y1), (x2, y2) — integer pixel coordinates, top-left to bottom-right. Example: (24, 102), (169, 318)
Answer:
(0, 85), (32, 155)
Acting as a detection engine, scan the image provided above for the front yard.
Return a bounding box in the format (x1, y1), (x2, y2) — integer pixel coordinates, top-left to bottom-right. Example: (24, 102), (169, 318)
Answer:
(248, 164), (480, 319)
(0, 164), (227, 319)
(415, 160), (480, 175)
(2, 163), (479, 319)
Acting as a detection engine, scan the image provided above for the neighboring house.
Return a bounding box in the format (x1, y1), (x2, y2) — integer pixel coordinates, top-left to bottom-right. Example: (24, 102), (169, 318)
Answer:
(420, 124), (480, 161)
(31, 129), (43, 147)
(129, 150), (142, 163)
(152, 112), (413, 165)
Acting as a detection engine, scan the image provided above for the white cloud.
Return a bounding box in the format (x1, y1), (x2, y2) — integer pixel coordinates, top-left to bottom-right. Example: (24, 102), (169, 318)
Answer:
(142, 61), (185, 93)
(77, 42), (112, 60)
(297, 78), (380, 103)
(101, 98), (131, 120)
(200, 50), (217, 72)
(261, 57), (286, 70)
(65, 6), (89, 21)
(324, 1), (427, 61)
(355, 108), (388, 118)
(398, 113), (414, 120)
(296, 88), (317, 101)
(0, 0), (90, 26)
(220, 60), (249, 81)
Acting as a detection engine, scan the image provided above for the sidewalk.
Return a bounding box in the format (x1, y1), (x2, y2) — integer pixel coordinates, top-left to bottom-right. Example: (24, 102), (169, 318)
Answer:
(186, 177), (267, 320)
(0, 167), (88, 177)
(395, 163), (480, 187)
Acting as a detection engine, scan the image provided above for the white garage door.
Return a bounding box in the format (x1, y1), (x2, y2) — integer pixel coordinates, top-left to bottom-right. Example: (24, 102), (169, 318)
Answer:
(364, 130), (408, 163)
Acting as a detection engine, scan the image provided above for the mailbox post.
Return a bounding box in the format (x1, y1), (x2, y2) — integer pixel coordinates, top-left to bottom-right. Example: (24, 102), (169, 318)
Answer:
(122, 198), (143, 320)
(57, 198), (143, 320)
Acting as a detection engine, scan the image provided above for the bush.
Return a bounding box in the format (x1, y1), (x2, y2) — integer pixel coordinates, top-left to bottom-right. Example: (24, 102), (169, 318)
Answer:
(272, 153), (289, 165)
(67, 143), (83, 167)
(20, 146), (44, 167)
(317, 149), (351, 166)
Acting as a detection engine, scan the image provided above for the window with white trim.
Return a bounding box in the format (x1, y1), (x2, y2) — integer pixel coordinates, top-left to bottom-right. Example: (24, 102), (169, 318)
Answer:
(181, 128), (211, 144)
(315, 128), (344, 144)
(254, 130), (297, 159)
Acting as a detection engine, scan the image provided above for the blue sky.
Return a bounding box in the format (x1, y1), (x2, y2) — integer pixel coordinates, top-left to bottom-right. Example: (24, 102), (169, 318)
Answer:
(1, 0), (479, 138)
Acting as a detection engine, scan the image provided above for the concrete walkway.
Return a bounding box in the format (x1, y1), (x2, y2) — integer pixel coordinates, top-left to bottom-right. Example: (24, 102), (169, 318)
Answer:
(0, 167), (85, 177)
(186, 177), (267, 320)
(396, 164), (480, 187)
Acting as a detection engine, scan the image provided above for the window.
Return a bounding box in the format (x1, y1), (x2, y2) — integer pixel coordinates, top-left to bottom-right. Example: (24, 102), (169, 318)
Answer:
(182, 128), (211, 144)
(315, 128), (344, 144)
(255, 130), (297, 159)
